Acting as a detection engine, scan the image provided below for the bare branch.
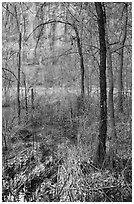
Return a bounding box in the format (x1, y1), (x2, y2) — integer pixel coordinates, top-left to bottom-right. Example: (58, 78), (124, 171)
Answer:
(26, 19), (74, 41)
(2, 67), (18, 81)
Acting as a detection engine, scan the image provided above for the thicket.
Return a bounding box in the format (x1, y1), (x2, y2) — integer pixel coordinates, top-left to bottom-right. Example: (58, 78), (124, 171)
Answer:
(2, 91), (132, 202)
(2, 2), (132, 202)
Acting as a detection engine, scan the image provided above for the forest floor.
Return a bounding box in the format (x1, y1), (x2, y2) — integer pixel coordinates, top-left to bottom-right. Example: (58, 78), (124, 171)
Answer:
(2, 87), (132, 202)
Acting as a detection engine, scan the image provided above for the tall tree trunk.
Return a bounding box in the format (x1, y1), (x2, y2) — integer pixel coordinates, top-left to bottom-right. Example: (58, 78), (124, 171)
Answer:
(118, 49), (124, 113)
(118, 3), (128, 113)
(22, 72), (28, 117)
(94, 3), (107, 168)
(17, 32), (21, 124)
(74, 26), (85, 99)
(105, 16), (117, 168)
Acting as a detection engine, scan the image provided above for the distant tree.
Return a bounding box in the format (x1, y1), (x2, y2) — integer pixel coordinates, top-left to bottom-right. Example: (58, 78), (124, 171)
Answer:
(117, 3), (128, 113)
(2, 3), (24, 123)
(14, 3), (23, 124)
(104, 3), (129, 113)
(2, 2), (33, 123)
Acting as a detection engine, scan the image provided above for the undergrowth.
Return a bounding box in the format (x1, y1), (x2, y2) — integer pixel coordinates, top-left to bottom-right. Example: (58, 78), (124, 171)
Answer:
(2, 94), (132, 202)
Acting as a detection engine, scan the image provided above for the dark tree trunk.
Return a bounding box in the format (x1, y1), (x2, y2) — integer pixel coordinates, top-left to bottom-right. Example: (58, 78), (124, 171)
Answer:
(74, 26), (85, 114)
(24, 78), (28, 113)
(17, 32), (21, 124)
(22, 72), (28, 117)
(74, 26), (85, 99)
(3, 132), (7, 152)
(94, 3), (107, 168)
(118, 49), (124, 113)
(118, 3), (128, 113)
(31, 88), (34, 110)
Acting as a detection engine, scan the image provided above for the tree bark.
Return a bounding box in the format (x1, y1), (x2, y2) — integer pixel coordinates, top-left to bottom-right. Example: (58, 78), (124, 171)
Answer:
(94, 3), (107, 168)
(105, 16), (117, 168)
(31, 88), (34, 110)
(118, 3), (128, 113)
(73, 25), (85, 114)
(118, 49), (124, 113)
(17, 32), (21, 124)
(74, 26), (85, 99)
(22, 72), (28, 117)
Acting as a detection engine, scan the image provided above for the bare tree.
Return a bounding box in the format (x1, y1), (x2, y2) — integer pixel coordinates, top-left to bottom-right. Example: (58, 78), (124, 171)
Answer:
(117, 3), (128, 113)
(94, 2), (107, 168)
(105, 4), (117, 167)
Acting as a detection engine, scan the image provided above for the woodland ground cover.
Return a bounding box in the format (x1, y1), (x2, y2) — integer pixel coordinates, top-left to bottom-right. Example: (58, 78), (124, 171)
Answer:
(2, 87), (132, 202)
